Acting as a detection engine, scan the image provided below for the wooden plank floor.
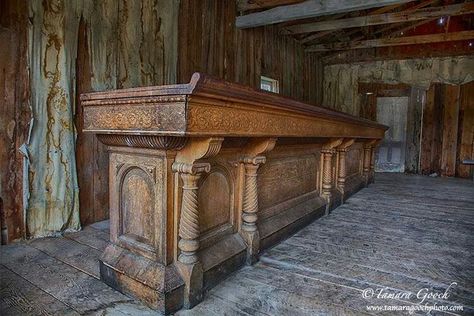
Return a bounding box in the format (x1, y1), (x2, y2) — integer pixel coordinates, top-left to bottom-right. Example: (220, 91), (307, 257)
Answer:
(1, 174), (473, 315)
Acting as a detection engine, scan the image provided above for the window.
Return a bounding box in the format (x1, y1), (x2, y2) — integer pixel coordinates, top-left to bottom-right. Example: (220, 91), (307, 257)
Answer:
(260, 76), (279, 93)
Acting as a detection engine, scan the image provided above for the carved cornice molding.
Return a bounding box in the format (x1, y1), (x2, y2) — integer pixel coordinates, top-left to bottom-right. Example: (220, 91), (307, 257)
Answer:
(81, 95), (187, 107)
(98, 134), (187, 150)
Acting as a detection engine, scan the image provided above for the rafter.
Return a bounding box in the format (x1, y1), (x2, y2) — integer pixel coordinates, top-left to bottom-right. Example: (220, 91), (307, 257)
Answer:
(306, 30), (474, 52)
(299, 0), (436, 45)
(237, 0), (304, 11)
(236, 0), (413, 28)
(285, 3), (473, 35)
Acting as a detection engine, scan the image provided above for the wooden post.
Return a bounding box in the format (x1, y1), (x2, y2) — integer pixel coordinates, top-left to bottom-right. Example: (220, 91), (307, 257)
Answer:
(336, 139), (355, 200)
(321, 138), (343, 214)
(172, 137), (223, 308)
(363, 140), (377, 186)
(240, 138), (276, 264)
(172, 162), (210, 308)
(240, 156), (266, 264)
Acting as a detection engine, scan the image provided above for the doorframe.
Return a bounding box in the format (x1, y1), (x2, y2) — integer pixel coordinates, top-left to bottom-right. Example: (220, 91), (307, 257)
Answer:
(358, 82), (423, 174)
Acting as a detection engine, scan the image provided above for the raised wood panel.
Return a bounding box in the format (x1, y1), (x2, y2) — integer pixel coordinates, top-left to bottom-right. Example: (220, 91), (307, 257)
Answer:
(120, 167), (156, 246)
(347, 145), (363, 177)
(258, 153), (318, 212)
(199, 170), (232, 234)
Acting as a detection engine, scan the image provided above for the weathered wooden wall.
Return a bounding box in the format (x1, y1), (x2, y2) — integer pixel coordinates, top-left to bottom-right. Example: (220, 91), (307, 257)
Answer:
(76, 0), (179, 226)
(0, 1), (30, 242)
(421, 82), (474, 178)
(178, 0), (323, 105)
(0, 0), (180, 240)
(324, 56), (474, 178)
(1, 0), (325, 240)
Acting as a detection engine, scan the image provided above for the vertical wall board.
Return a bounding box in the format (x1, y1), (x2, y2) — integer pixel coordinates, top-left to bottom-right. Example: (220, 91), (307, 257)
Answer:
(117, 0), (178, 88)
(440, 84), (460, 177)
(75, 18), (95, 225)
(405, 87), (423, 173)
(26, 0), (83, 237)
(431, 84), (444, 174)
(177, 0), (323, 105)
(0, 0), (31, 241)
(456, 81), (474, 178)
(420, 85), (435, 175)
(79, 0), (119, 225)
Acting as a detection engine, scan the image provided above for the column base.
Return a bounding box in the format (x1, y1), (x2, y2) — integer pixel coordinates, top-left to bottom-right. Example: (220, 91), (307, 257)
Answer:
(240, 229), (260, 265)
(100, 244), (184, 315)
(175, 261), (203, 309)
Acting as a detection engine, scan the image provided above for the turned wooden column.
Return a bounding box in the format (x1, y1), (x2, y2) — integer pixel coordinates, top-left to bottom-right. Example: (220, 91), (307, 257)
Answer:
(239, 138), (276, 264)
(240, 156), (266, 264)
(336, 139), (355, 200)
(172, 137), (223, 308)
(172, 162), (210, 308)
(363, 140), (376, 186)
(321, 148), (335, 205)
(321, 138), (343, 214)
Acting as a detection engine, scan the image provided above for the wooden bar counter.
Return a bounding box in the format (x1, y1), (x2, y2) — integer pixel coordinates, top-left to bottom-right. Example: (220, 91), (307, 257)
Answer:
(81, 73), (387, 314)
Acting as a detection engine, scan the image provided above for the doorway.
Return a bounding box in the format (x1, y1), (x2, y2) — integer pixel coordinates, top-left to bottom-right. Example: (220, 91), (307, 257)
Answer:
(375, 97), (408, 172)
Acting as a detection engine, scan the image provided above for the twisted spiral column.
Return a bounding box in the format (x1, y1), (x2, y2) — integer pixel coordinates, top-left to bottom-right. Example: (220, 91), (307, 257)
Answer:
(178, 172), (201, 264)
(172, 162), (210, 265)
(321, 149), (335, 199)
(337, 149), (348, 190)
(241, 156), (265, 264)
(172, 162), (210, 308)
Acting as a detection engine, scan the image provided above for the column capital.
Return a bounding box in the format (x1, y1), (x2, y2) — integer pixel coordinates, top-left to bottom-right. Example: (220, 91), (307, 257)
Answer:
(172, 162), (210, 175)
(240, 156), (266, 166)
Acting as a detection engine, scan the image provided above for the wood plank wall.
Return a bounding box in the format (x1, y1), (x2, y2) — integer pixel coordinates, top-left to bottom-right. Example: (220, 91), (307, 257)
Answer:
(0, 1), (30, 242)
(1, 0), (325, 240)
(177, 0), (323, 105)
(421, 82), (473, 178)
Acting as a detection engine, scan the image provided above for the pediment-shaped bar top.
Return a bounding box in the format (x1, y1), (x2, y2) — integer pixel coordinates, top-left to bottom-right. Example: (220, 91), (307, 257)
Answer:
(81, 72), (387, 138)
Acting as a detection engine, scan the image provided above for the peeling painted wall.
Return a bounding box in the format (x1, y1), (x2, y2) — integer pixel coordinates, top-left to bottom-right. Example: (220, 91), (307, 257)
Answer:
(26, 0), (82, 237)
(323, 56), (474, 116)
(14, 0), (179, 238)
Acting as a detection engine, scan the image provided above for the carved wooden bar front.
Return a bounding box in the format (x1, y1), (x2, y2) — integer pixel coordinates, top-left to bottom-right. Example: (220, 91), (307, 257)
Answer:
(81, 73), (387, 314)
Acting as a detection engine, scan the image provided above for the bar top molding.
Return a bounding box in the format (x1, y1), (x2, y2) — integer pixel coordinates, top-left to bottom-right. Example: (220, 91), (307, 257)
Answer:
(81, 72), (388, 139)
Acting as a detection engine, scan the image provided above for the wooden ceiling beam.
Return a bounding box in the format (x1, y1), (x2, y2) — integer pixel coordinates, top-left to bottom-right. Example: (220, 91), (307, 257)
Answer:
(306, 30), (474, 52)
(299, 0), (436, 45)
(285, 3), (473, 34)
(236, 0), (414, 28)
(237, 0), (305, 12)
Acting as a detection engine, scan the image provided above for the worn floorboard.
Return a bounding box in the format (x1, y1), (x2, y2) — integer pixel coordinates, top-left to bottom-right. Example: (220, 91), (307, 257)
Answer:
(0, 174), (472, 315)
